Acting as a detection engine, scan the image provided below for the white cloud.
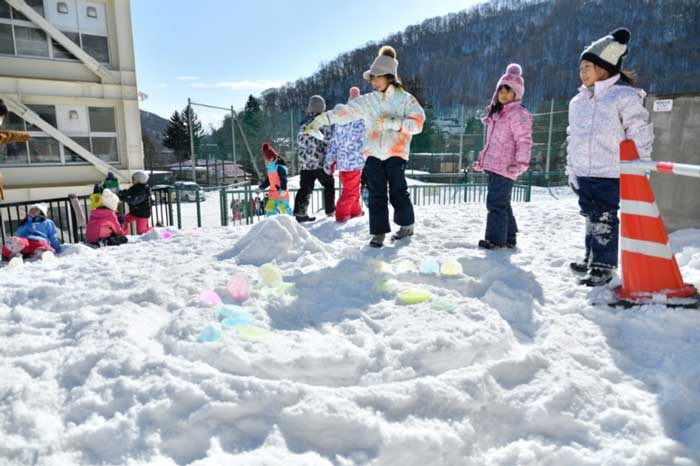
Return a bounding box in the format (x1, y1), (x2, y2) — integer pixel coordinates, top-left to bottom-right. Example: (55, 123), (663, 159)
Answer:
(176, 76), (200, 81)
(198, 112), (227, 131)
(192, 80), (287, 90)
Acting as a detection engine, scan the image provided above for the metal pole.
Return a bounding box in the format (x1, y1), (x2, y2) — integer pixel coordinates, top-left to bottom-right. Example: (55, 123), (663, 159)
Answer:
(231, 106), (238, 185)
(545, 98), (554, 177)
(187, 98), (197, 182)
(290, 111), (295, 174)
(232, 108), (262, 179)
(458, 105), (464, 173)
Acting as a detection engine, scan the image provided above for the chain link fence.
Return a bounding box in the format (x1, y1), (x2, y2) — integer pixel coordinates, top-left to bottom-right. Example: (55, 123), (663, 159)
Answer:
(147, 99), (570, 190)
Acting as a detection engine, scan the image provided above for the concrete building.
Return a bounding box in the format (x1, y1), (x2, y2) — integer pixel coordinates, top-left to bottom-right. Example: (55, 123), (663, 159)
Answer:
(0, 0), (142, 202)
(646, 93), (700, 232)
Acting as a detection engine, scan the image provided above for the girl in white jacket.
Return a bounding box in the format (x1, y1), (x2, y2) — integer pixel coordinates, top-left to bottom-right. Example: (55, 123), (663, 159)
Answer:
(306, 45), (425, 248)
(566, 28), (654, 286)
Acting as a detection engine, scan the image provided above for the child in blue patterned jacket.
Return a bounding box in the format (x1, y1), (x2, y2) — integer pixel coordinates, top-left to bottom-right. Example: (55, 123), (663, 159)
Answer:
(323, 86), (366, 222)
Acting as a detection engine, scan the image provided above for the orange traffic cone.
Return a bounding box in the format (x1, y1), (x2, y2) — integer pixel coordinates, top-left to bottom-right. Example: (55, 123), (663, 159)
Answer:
(613, 140), (698, 307)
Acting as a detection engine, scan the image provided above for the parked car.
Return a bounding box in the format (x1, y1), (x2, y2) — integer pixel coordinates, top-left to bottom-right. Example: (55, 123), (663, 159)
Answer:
(174, 181), (206, 202)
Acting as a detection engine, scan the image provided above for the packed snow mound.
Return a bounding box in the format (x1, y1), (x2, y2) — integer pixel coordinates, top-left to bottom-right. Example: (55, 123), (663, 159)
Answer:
(219, 215), (331, 265)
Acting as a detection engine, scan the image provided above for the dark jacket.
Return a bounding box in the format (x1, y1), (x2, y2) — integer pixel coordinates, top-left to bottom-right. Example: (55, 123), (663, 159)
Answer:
(297, 114), (333, 170)
(119, 183), (152, 218)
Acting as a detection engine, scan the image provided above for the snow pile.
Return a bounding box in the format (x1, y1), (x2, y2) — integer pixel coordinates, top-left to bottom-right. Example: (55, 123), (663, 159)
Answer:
(219, 215), (331, 266)
(1, 196), (700, 466)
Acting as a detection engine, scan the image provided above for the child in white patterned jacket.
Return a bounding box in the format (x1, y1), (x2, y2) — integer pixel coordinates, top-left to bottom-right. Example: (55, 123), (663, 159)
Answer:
(566, 27), (654, 287)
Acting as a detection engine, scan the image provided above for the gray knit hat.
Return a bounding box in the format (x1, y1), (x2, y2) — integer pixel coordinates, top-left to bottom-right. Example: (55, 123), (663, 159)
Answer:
(363, 46), (399, 82)
(306, 95), (326, 114)
(132, 170), (149, 184)
(580, 28), (631, 76)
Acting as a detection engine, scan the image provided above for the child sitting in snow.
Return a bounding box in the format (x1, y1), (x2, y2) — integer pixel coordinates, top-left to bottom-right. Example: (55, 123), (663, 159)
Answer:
(258, 142), (291, 216)
(86, 189), (128, 247)
(2, 203), (62, 260)
(119, 170), (153, 235)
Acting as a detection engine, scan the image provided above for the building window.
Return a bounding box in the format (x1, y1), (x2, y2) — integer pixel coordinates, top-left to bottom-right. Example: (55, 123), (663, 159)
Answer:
(64, 136), (92, 163)
(88, 107), (115, 132)
(88, 106), (118, 163)
(14, 26), (49, 57)
(0, 2), (110, 65)
(1, 105), (119, 166)
(26, 105), (58, 131)
(29, 137), (61, 164)
(91, 137), (117, 162)
(0, 141), (29, 165)
(3, 110), (27, 131)
(0, 2), (11, 19)
(80, 33), (108, 63)
(0, 23), (13, 54)
(11, 0), (45, 22)
(51, 31), (79, 60)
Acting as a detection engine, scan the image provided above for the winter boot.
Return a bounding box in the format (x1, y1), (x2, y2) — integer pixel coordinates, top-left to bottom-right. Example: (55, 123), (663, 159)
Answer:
(478, 239), (502, 250)
(391, 225), (414, 241)
(295, 215), (316, 223)
(579, 268), (613, 287)
(569, 260), (590, 274)
(369, 234), (385, 248)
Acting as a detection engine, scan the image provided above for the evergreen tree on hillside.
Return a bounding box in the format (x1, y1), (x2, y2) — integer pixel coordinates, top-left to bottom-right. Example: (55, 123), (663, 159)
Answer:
(181, 105), (204, 156)
(241, 95), (265, 175)
(162, 108), (204, 162)
(242, 95), (263, 131)
(162, 111), (189, 161)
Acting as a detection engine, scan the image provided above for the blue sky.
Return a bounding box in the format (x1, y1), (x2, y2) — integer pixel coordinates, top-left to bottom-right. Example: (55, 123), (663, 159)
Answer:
(132, 0), (481, 128)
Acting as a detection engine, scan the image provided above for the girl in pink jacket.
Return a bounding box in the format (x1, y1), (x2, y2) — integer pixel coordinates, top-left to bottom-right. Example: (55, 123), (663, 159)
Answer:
(474, 64), (533, 250)
(86, 189), (128, 247)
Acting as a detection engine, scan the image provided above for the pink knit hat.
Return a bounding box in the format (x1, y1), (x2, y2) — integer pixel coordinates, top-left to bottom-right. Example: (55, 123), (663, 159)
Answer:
(493, 63), (525, 102)
(349, 87), (361, 99)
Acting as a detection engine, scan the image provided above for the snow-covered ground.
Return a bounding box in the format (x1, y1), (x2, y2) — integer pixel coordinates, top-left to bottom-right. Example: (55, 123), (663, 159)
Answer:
(2, 195), (700, 466)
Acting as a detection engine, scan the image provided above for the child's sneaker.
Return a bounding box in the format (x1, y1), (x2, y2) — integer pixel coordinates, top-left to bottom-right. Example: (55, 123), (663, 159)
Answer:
(579, 268), (613, 287)
(391, 225), (414, 241)
(369, 234), (385, 248)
